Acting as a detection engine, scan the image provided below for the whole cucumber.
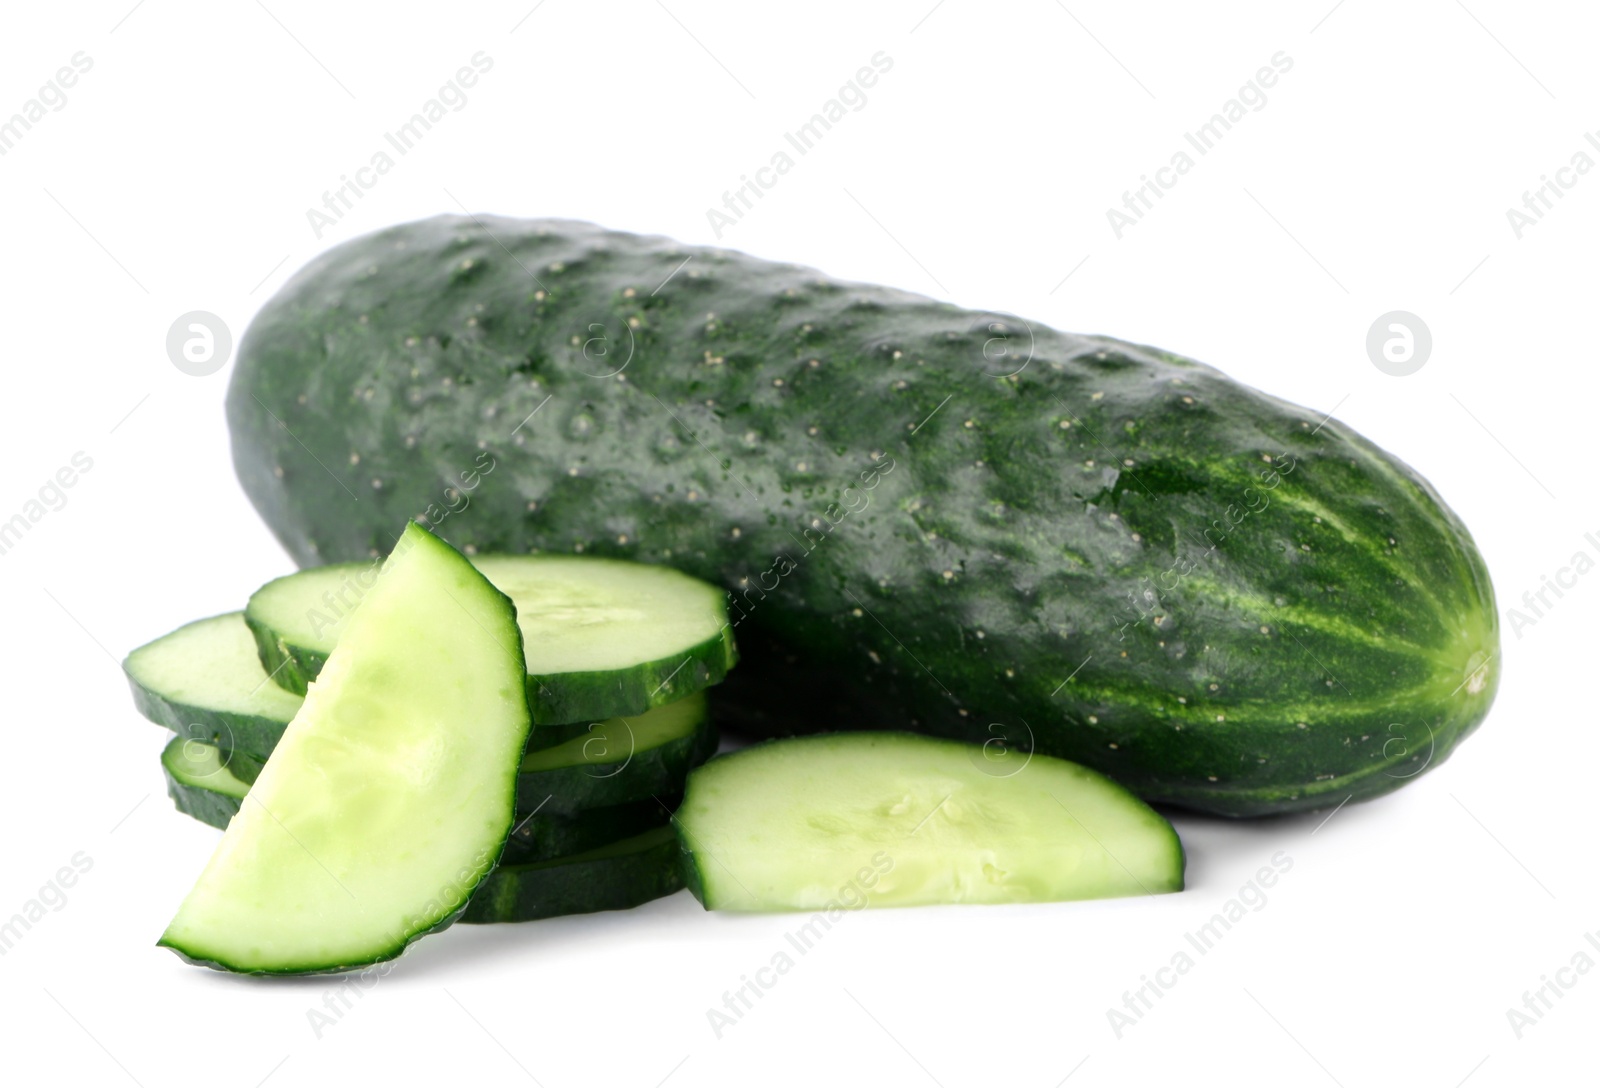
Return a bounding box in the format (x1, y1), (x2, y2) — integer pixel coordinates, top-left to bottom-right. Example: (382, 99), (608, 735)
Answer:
(227, 215), (1498, 816)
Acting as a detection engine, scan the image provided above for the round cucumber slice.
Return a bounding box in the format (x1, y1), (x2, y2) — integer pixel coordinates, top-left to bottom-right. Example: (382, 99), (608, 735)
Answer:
(463, 825), (684, 924)
(246, 555), (736, 723)
(125, 613), (303, 758)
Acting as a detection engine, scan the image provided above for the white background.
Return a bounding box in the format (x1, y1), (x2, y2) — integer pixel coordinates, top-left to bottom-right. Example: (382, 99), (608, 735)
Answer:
(0, 1), (1592, 1084)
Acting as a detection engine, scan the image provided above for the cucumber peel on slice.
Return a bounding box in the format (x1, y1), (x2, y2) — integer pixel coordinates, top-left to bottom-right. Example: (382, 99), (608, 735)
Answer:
(125, 613), (302, 758)
(463, 825), (684, 924)
(160, 736), (251, 831)
(245, 554), (737, 723)
(517, 691), (717, 813)
(159, 522), (533, 975)
(674, 732), (1185, 911)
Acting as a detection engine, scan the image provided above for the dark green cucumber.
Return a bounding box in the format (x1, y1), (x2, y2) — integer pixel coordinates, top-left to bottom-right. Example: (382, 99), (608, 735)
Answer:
(675, 732), (1183, 910)
(228, 215), (1499, 816)
(246, 554), (736, 724)
(463, 825), (683, 924)
(160, 737), (251, 830)
(125, 613), (303, 758)
(502, 797), (673, 863)
(517, 691), (716, 814)
(160, 522), (532, 975)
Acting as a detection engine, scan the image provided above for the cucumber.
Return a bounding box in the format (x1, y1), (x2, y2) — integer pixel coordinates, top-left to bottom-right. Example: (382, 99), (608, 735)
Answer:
(159, 522), (532, 975)
(674, 732), (1184, 911)
(160, 737), (250, 830)
(518, 691), (716, 813)
(227, 215), (1499, 816)
(463, 825), (683, 924)
(246, 554), (736, 724)
(125, 613), (303, 758)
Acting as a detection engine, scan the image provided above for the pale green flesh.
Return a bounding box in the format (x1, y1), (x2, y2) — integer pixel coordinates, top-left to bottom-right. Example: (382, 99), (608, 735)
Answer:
(677, 733), (1184, 911)
(248, 554), (729, 677)
(160, 525), (531, 974)
(520, 691), (706, 771)
(162, 737), (251, 799)
(127, 613), (302, 724)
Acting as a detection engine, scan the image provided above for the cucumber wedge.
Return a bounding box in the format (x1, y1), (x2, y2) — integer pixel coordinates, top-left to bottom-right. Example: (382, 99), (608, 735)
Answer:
(246, 555), (737, 723)
(463, 825), (683, 924)
(517, 692), (716, 814)
(161, 736), (251, 830)
(159, 522), (532, 974)
(675, 733), (1184, 911)
(125, 613), (302, 757)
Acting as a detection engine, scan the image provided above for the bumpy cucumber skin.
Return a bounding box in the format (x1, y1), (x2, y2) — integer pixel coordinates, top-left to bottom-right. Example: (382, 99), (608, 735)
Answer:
(516, 717), (717, 815)
(462, 826), (684, 924)
(228, 216), (1500, 816)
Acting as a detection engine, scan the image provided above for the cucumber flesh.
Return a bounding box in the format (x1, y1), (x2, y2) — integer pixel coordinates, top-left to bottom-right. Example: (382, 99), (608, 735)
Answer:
(246, 555), (737, 723)
(160, 737), (251, 830)
(675, 732), (1184, 911)
(463, 825), (683, 924)
(517, 691), (716, 813)
(159, 522), (532, 974)
(125, 613), (302, 757)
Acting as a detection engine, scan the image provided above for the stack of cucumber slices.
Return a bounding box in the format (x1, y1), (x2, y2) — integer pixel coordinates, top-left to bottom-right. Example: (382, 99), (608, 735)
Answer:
(127, 524), (736, 972)
(129, 523), (1185, 976)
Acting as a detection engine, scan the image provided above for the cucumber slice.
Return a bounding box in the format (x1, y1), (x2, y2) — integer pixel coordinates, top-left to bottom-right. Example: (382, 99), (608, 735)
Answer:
(245, 555), (737, 723)
(125, 613), (303, 758)
(517, 691), (717, 814)
(503, 798), (673, 864)
(463, 825), (684, 924)
(159, 523), (532, 975)
(124, 611), (609, 760)
(675, 733), (1185, 911)
(160, 736), (251, 830)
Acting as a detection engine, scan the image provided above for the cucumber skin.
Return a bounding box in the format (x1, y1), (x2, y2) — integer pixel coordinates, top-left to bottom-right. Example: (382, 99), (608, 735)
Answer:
(228, 216), (1500, 816)
(462, 827), (683, 924)
(162, 767), (244, 831)
(127, 670), (289, 763)
(501, 798), (673, 864)
(515, 718), (717, 815)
